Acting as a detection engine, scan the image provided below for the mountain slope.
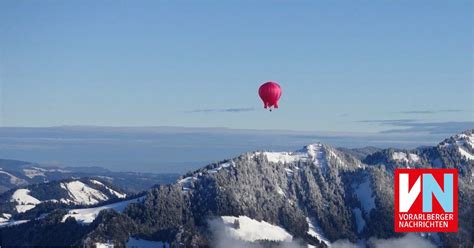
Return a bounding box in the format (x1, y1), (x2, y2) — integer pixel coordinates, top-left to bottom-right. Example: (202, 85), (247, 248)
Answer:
(0, 130), (472, 247)
(363, 129), (474, 247)
(0, 178), (129, 226)
(0, 160), (179, 194)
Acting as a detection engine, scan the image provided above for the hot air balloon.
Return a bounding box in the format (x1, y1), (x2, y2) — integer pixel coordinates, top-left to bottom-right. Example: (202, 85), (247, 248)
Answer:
(258, 82), (282, 111)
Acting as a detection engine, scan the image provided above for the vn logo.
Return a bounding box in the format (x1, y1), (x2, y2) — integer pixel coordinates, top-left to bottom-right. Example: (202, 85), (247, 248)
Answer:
(394, 169), (458, 232)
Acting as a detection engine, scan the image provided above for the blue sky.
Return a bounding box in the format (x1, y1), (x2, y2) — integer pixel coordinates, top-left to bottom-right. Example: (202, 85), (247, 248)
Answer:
(1, 0), (473, 133)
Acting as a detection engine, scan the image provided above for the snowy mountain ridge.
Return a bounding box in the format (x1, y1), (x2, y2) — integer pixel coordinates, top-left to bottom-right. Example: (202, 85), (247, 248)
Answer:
(0, 159), (179, 194)
(178, 143), (363, 193)
(0, 130), (472, 247)
(61, 196), (145, 224)
(0, 178), (128, 225)
(439, 129), (474, 161)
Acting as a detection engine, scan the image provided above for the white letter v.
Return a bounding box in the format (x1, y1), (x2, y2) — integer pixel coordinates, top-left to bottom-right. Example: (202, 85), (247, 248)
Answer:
(399, 173), (421, 212)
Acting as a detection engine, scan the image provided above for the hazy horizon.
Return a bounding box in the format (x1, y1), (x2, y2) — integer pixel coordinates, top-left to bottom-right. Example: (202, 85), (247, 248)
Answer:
(0, 125), (470, 173)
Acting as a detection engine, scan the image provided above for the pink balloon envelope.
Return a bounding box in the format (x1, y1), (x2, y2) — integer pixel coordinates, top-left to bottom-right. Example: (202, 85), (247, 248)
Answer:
(258, 82), (282, 110)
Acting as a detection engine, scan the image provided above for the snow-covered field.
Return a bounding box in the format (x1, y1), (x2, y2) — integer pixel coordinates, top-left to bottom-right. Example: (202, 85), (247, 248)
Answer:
(60, 181), (109, 205)
(6, 180), (125, 214)
(261, 151), (310, 164)
(220, 215), (292, 242)
(10, 189), (41, 213)
(257, 143), (325, 166)
(90, 179), (126, 198)
(22, 167), (69, 179)
(62, 196), (145, 224)
(95, 242), (114, 248)
(391, 152), (420, 164)
(354, 177), (375, 214)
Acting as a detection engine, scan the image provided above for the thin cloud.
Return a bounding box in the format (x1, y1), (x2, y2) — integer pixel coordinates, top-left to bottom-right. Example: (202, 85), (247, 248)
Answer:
(398, 109), (463, 114)
(359, 119), (417, 124)
(187, 107), (255, 113)
(359, 119), (474, 135)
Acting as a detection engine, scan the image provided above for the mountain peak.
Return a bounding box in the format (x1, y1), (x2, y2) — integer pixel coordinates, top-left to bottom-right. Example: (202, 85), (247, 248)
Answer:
(256, 142), (327, 166)
(439, 129), (474, 161)
(301, 143), (323, 154)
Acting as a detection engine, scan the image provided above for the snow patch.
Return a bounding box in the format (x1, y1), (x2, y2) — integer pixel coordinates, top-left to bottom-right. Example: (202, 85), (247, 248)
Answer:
(257, 143), (327, 167)
(458, 147), (474, 161)
(95, 242), (114, 248)
(455, 133), (474, 148)
(392, 152), (407, 161)
(0, 213), (12, 223)
(353, 208), (366, 233)
(90, 179), (126, 198)
(97, 176), (113, 181)
(408, 153), (420, 162)
(62, 196), (145, 224)
(10, 189), (41, 213)
(60, 181), (109, 205)
(220, 216), (292, 242)
(208, 161), (234, 174)
(178, 176), (197, 184)
(306, 217), (330, 246)
(221, 162), (231, 168)
(284, 168), (294, 176)
(353, 178), (375, 214)
(262, 151), (309, 164)
(276, 186), (285, 196)
(90, 179), (104, 186)
(23, 168), (45, 178)
(392, 152), (419, 163)
(0, 219), (29, 227)
(178, 176), (198, 192)
(22, 167), (69, 179)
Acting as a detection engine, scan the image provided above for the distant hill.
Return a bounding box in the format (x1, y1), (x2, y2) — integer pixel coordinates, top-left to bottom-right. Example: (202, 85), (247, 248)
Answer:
(0, 159), (178, 194)
(0, 177), (127, 221)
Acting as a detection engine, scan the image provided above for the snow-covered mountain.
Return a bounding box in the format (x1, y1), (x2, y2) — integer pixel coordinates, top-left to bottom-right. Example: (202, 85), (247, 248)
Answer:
(0, 130), (472, 248)
(0, 178), (128, 225)
(438, 129), (474, 161)
(61, 196), (145, 224)
(364, 129), (474, 172)
(0, 159), (178, 194)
